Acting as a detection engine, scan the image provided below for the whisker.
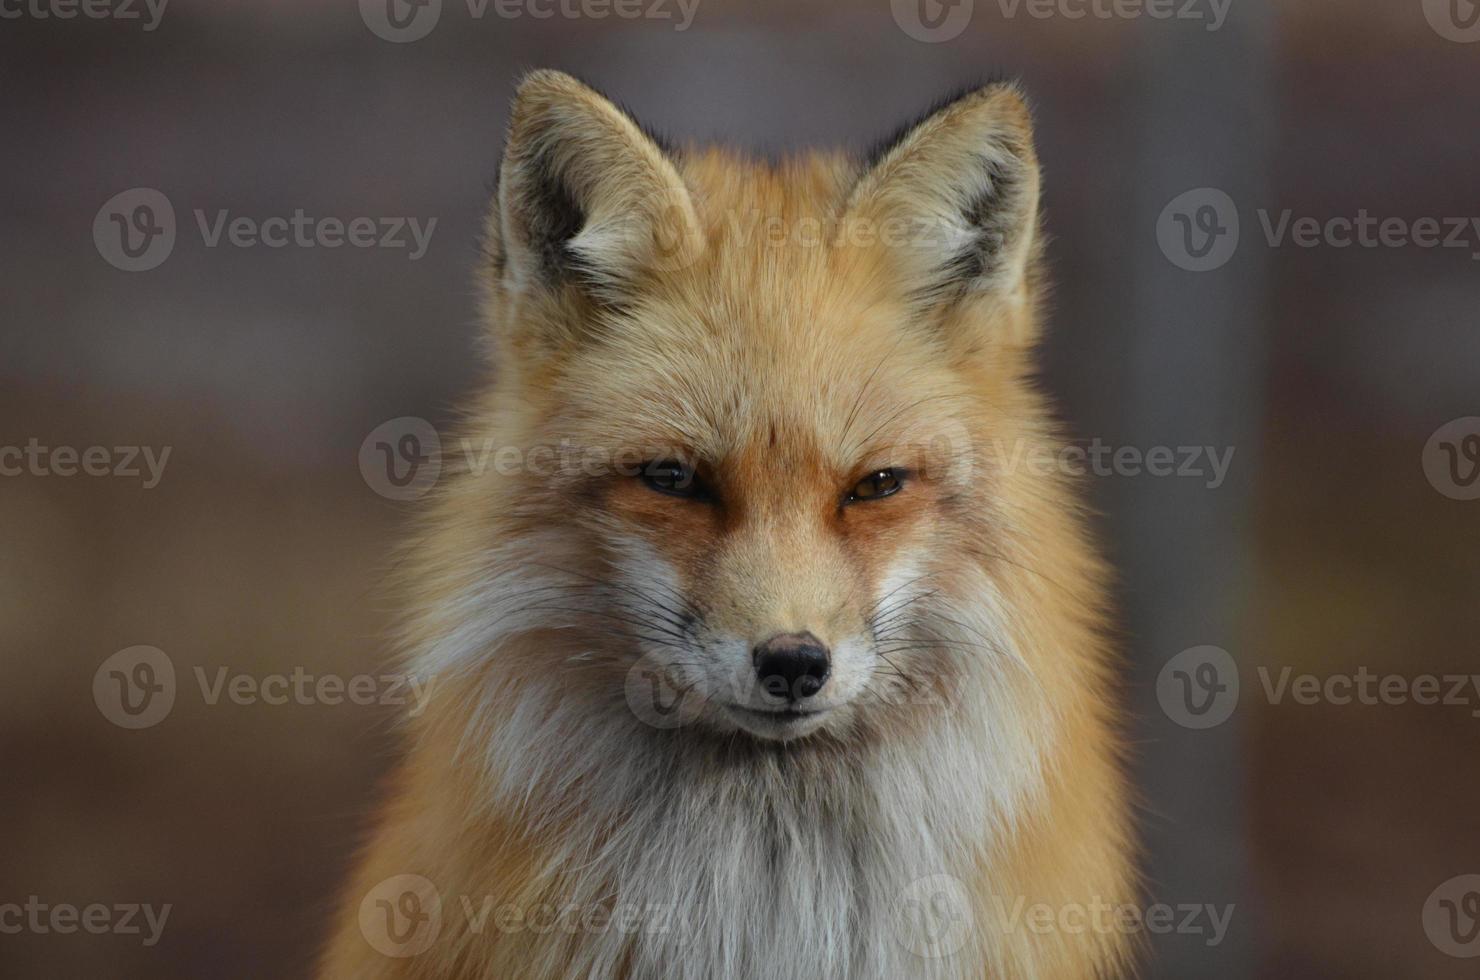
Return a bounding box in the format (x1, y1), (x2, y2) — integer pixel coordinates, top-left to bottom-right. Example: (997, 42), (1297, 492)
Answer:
(523, 561), (700, 635)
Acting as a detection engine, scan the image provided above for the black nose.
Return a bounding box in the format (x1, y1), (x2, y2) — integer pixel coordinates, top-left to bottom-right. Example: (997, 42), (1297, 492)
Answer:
(753, 632), (831, 701)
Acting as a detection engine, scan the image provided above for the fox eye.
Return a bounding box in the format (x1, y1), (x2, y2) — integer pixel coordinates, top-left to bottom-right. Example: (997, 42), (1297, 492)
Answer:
(641, 460), (705, 499)
(847, 469), (903, 503)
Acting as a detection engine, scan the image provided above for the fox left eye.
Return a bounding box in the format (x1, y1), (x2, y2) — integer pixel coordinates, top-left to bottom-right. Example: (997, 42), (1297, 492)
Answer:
(641, 459), (706, 499)
(847, 469), (903, 503)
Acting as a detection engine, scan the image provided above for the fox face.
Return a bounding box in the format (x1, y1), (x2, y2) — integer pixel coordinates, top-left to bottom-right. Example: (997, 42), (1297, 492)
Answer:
(521, 261), (984, 742)
(429, 71), (1054, 751)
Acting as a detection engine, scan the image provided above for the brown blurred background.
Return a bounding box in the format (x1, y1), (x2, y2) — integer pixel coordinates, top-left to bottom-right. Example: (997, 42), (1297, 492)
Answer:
(3, 0), (1478, 976)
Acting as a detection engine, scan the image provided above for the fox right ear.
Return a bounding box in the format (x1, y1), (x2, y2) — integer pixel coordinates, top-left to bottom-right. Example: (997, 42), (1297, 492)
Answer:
(485, 71), (702, 307)
(842, 83), (1041, 319)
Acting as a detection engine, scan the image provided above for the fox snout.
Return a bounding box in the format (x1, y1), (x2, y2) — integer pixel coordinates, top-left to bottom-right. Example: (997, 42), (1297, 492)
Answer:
(752, 631), (831, 702)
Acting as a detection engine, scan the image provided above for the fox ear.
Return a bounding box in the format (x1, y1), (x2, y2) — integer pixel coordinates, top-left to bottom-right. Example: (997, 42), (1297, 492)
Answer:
(843, 83), (1041, 316)
(487, 70), (702, 303)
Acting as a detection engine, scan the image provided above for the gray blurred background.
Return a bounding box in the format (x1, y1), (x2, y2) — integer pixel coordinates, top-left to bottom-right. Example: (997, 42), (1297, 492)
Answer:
(3, 0), (1479, 976)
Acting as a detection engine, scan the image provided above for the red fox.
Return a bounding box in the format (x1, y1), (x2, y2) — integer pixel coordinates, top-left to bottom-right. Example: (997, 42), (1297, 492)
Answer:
(321, 70), (1137, 979)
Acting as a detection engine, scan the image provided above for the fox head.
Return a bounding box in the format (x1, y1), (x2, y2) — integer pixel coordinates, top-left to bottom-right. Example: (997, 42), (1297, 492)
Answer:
(416, 71), (1093, 756)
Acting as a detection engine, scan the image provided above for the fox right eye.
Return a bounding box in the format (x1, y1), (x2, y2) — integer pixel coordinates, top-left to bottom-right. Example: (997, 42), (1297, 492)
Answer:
(641, 460), (706, 499)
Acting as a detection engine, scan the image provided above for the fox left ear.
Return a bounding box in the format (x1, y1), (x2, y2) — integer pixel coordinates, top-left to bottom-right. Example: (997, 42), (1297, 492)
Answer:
(842, 83), (1041, 319)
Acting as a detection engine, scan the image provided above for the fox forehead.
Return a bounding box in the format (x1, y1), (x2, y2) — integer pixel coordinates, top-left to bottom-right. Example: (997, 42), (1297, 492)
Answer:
(537, 152), (971, 467)
(675, 148), (865, 270)
(550, 299), (966, 477)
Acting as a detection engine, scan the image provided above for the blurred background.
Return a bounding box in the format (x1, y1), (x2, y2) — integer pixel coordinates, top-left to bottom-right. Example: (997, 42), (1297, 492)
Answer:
(3, 0), (1478, 976)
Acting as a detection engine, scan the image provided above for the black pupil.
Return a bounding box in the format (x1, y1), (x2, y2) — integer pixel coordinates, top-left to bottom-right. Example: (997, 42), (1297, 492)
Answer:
(643, 462), (898, 502)
(857, 470), (897, 499)
(647, 461), (695, 494)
